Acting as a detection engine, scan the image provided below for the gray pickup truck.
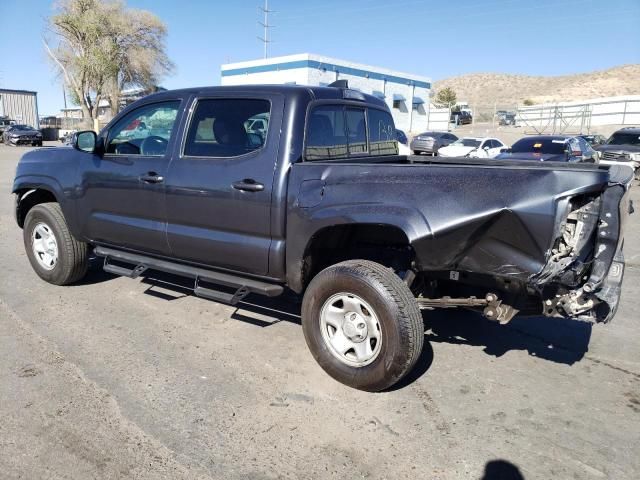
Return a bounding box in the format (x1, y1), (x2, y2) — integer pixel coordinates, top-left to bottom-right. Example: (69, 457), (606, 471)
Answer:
(12, 83), (632, 391)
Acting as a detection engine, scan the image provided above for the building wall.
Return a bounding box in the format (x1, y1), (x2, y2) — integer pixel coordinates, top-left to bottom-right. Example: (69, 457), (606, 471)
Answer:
(221, 54), (435, 133)
(0, 89), (39, 128)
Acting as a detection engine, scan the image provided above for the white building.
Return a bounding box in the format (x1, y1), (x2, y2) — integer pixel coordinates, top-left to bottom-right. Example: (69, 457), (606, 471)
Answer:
(221, 53), (433, 133)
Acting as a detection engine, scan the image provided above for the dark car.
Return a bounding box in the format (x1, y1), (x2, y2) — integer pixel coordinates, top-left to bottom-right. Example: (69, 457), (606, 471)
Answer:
(12, 83), (631, 392)
(496, 135), (598, 163)
(3, 124), (43, 146)
(450, 110), (472, 125)
(579, 134), (607, 146)
(410, 131), (458, 155)
(0, 117), (15, 142)
(595, 127), (640, 172)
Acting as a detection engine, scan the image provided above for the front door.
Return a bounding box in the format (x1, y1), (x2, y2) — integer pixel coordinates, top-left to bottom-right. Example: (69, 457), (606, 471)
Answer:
(164, 95), (283, 276)
(76, 100), (183, 255)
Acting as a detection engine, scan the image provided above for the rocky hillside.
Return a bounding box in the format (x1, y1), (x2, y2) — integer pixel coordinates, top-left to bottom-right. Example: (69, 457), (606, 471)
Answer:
(432, 64), (640, 107)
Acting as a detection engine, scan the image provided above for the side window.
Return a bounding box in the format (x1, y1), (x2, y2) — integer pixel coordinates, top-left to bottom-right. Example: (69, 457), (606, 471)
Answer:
(346, 108), (367, 155)
(184, 99), (271, 158)
(305, 105), (348, 161)
(367, 108), (398, 156)
(106, 101), (180, 156)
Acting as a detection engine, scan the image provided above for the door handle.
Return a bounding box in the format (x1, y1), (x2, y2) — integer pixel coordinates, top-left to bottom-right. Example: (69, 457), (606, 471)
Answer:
(139, 172), (164, 184)
(232, 179), (264, 192)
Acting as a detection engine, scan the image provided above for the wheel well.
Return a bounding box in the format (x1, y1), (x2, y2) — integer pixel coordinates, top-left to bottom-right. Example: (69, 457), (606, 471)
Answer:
(15, 189), (58, 228)
(301, 224), (414, 288)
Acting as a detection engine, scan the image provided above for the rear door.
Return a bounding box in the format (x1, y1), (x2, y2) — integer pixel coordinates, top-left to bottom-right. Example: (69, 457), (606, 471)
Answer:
(164, 94), (284, 275)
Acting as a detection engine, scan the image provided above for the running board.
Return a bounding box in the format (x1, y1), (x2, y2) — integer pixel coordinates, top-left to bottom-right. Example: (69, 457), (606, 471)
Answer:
(94, 246), (283, 303)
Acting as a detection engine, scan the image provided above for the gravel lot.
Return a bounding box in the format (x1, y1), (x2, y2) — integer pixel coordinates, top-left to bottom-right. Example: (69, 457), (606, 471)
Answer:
(1, 142), (639, 480)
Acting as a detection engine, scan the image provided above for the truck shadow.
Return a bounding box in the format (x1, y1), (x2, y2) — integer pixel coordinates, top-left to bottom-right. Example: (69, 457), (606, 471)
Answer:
(424, 308), (592, 365)
(76, 267), (592, 383)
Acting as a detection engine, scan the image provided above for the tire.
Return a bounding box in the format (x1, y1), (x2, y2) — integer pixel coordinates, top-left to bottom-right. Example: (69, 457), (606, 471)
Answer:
(413, 150), (421, 155)
(23, 203), (89, 285)
(302, 260), (424, 392)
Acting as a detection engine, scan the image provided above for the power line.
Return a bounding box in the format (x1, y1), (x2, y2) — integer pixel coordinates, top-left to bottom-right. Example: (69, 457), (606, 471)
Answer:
(257, 0), (275, 59)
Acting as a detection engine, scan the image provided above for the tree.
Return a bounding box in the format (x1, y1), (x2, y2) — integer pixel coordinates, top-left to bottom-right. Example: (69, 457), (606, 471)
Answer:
(523, 98), (535, 106)
(434, 87), (457, 108)
(44, 0), (173, 128)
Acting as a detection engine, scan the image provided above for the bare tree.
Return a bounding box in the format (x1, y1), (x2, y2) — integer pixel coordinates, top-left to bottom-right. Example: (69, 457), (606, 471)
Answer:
(44, 0), (173, 128)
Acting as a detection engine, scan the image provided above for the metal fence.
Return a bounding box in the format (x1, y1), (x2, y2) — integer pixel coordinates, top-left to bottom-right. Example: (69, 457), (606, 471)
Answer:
(515, 98), (640, 134)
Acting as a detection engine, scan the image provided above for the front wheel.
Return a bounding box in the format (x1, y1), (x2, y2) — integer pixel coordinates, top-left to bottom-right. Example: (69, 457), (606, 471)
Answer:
(23, 203), (89, 285)
(302, 260), (424, 391)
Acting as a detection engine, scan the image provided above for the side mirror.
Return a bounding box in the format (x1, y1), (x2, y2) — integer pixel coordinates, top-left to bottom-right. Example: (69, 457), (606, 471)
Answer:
(483, 146), (490, 151)
(73, 130), (97, 153)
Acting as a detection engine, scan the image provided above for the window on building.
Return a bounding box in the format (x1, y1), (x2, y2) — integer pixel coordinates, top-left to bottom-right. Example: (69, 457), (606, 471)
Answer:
(183, 98), (270, 158)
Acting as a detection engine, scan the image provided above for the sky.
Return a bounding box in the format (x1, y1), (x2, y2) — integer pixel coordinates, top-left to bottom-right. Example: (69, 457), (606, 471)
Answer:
(1, 0), (639, 115)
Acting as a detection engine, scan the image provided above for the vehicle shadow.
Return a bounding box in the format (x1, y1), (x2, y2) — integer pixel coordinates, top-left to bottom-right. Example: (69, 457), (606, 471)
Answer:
(480, 459), (525, 480)
(424, 308), (592, 365)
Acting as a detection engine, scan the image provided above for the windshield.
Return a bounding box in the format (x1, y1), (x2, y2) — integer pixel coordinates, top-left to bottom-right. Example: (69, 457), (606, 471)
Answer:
(511, 137), (567, 154)
(606, 132), (640, 146)
(452, 138), (481, 148)
(11, 124), (34, 131)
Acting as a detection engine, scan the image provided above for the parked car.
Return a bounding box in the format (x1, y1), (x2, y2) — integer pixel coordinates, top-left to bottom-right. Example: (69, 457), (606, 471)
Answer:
(12, 83), (631, 391)
(438, 137), (506, 158)
(0, 117), (15, 143)
(499, 113), (516, 126)
(450, 110), (472, 125)
(496, 135), (598, 163)
(595, 127), (640, 173)
(395, 129), (411, 155)
(2, 124), (43, 146)
(579, 134), (607, 146)
(410, 131), (458, 155)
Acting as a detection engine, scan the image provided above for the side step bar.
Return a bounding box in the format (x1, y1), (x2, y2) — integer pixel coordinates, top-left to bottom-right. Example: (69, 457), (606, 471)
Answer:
(94, 246), (283, 304)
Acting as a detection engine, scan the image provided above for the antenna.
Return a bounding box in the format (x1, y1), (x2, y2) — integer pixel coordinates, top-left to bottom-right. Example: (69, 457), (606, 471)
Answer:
(257, 0), (275, 59)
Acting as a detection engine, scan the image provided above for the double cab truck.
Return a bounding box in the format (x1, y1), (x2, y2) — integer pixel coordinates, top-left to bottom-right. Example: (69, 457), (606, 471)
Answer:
(12, 83), (632, 391)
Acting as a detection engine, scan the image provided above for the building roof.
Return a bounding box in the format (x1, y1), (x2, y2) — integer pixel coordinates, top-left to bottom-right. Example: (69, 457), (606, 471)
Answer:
(0, 88), (37, 95)
(221, 53), (431, 89)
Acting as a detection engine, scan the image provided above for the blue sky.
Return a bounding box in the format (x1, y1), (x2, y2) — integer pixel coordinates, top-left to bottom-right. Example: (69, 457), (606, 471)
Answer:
(1, 0), (639, 115)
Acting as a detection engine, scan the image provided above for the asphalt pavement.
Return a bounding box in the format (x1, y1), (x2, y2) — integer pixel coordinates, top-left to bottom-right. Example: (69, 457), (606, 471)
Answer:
(1, 142), (639, 479)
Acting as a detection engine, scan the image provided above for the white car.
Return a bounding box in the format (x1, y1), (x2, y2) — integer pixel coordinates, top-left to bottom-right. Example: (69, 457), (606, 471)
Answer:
(438, 137), (506, 158)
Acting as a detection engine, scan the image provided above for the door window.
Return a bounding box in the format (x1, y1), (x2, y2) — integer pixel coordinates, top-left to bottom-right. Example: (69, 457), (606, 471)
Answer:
(183, 99), (271, 158)
(106, 101), (180, 156)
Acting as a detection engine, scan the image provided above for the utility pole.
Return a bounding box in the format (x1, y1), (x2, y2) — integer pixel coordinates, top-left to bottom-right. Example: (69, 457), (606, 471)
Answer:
(258, 0), (274, 59)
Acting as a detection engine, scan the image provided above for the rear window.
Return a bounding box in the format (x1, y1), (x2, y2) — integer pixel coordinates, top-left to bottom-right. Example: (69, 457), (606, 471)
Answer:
(184, 98), (270, 158)
(511, 137), (568, 154)
(305, 105), (397, 161)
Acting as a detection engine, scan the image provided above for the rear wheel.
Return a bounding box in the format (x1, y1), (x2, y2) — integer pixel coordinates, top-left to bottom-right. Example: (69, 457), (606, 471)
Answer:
(302, 260), (424, 391)
(413, 150), (422, 155)
(23, 203), (88, 285)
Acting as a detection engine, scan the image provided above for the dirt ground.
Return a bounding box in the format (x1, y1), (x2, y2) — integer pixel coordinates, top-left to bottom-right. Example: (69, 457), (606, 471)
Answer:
(1, 142), (639, 480)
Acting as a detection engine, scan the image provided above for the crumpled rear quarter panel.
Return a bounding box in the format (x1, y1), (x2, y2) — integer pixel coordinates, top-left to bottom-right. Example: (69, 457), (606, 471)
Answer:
(287, 161), (610, 288)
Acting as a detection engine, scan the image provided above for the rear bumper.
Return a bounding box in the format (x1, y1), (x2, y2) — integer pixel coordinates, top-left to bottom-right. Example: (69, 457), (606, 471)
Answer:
(410, 140), (436, 153)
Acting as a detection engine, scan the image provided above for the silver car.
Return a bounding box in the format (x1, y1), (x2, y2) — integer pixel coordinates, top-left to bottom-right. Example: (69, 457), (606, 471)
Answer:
(410, 131), (458, 155)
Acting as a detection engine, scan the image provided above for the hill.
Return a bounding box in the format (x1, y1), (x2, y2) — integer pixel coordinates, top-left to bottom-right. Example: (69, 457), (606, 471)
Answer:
(432, 64), (640, 107)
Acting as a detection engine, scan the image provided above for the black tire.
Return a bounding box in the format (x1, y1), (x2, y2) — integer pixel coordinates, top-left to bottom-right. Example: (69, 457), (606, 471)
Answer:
(302, 260), (424, 392)
(413, 150), (422, 155)
(23, 203), (89, 285)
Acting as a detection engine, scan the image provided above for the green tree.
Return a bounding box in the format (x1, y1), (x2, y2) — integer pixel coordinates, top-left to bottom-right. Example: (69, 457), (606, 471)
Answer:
(523, 98), (535, 106)
(44, 0), (173, 127)
(434, 87), (457, 108)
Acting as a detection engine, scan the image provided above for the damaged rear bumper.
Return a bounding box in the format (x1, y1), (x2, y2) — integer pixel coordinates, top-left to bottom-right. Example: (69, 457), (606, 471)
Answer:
(535, 174), (631, 323)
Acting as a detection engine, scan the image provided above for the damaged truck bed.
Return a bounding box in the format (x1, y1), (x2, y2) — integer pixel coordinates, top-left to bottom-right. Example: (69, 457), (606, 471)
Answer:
(287, 157), (633, 324)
